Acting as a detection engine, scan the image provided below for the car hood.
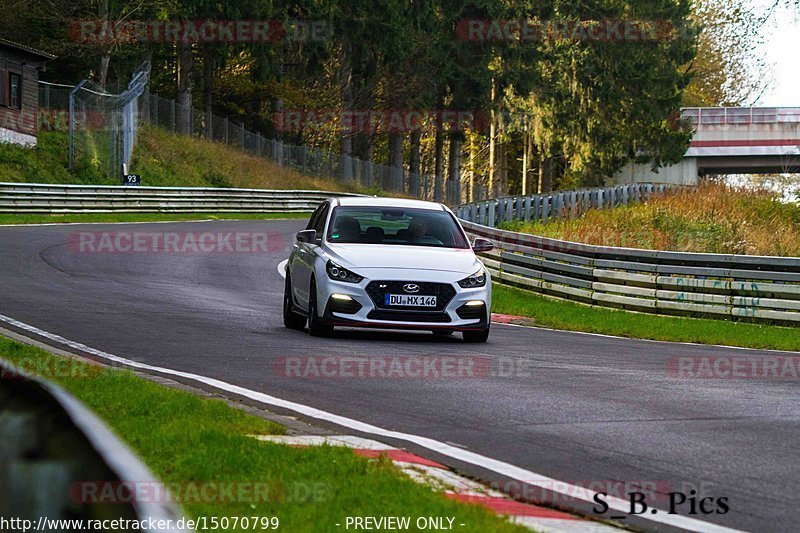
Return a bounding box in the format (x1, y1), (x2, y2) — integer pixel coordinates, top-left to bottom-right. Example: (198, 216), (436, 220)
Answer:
(326, 244), (481, 275)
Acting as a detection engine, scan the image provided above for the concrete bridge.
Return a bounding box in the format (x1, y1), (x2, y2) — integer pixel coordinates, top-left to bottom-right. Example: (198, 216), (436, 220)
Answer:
(616, 107), (800, 184)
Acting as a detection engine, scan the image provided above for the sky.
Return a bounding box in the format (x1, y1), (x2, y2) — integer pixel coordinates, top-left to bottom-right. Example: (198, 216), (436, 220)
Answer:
(755, 2), (800, 106)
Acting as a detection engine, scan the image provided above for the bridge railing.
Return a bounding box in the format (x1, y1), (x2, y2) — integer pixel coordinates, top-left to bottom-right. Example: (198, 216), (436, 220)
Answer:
(681, 107), (800, 125)
(461, 219), (800, 324)
(454, 184), (677, 228)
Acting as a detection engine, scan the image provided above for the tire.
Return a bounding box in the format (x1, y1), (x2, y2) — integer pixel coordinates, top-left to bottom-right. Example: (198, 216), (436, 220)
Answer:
(283, 274), (306, 330)
(463, 325), (490, 343)
(432, 329), (454, 337)
(307, 278), (334, 337)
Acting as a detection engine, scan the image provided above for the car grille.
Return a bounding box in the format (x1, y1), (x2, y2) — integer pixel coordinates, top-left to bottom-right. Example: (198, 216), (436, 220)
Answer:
(365, 281), (456, 312)
(366, 310), (452, 323)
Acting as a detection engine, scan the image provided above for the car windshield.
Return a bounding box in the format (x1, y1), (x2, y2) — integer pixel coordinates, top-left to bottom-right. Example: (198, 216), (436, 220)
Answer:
(327, 206), (469, 249)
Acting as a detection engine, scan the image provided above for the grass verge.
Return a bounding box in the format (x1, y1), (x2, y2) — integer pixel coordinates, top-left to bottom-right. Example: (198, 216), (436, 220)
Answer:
(500, 183), (800, 256)
(0, 126), (379, 196)
(0, 212), (310, 225)
(0, 335), (525, 532)
(492, 283), (800, 352)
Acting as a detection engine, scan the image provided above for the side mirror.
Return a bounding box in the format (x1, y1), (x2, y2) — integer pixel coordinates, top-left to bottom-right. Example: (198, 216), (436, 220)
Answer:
(472, 237), (494, 253)
(296, 229), (317, 244)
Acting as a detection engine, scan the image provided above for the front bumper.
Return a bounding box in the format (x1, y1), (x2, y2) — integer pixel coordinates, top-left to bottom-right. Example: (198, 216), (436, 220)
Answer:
(317, 271), (491, 331)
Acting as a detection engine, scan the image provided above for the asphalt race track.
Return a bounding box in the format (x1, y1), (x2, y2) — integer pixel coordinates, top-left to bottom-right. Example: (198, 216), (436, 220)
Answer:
(1, 220), (798, 532)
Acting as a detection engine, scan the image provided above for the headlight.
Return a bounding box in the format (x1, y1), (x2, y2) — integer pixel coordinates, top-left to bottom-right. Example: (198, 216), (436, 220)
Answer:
(458, 268), (486, 288)
(326, 260), (364, 283)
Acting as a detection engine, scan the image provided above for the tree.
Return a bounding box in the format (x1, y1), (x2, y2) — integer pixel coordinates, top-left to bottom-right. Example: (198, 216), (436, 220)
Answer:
(523, 0), (697, 187)
(683, 0), (770, 106)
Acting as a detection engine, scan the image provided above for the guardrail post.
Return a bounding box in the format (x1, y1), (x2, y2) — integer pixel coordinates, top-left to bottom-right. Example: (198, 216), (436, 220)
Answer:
(569, 191), (576, 217)
(488, 201), (495, 227)
(524, 196), (531, 222)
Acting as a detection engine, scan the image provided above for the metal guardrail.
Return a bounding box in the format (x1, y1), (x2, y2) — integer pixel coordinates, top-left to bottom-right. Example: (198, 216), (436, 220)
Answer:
(0, 358), (189, 531)
(0, 183), (363, 213)
(455, 184), (676, 227)
(461, 220), (800, 324)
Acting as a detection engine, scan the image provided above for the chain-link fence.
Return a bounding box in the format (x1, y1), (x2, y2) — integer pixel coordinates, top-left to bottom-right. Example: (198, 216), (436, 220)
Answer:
(65, 62), (150, 179)
(38, 71), (489, 203)
(38, 82), (73, 133)
(143, 91), (469, 201)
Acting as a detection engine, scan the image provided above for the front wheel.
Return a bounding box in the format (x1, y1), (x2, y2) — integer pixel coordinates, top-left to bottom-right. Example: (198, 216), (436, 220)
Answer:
(283, 274), (306, 330)
(462, 325), (490, 343)
(307, 278), (334, 337)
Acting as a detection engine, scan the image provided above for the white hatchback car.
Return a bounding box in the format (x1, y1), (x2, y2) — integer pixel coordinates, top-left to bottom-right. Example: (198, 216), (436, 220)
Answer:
(283, 197), (494, 342)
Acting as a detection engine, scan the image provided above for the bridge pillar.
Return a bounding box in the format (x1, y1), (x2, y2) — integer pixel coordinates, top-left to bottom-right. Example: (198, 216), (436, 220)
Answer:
(615, 157), (698, 185)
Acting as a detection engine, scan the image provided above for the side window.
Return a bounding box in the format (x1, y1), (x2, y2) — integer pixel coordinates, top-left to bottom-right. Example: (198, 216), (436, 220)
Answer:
(313, 204), (329, 235)
(9, 72), (21, 109)
(305, 204), (324, 231)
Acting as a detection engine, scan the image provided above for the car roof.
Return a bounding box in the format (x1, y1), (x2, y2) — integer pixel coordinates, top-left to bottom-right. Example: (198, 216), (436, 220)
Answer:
(332, 196), (446, 211)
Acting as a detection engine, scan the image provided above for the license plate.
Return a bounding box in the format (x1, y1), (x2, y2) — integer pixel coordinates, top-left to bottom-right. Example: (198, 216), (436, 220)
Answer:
(385, 294), (437, 307)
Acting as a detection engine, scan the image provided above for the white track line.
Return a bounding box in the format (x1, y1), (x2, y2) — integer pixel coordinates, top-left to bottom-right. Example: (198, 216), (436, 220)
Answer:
(0, 312), (743, 533)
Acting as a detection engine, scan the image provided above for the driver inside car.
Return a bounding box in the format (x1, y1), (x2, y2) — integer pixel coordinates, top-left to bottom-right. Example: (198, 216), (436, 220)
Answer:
(409, 217), (443, 245)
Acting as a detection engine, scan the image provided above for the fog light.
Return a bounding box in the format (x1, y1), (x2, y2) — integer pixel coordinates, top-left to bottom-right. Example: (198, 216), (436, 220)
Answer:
(329, 294), (362, 314)
(331, 294), (353, 301)
(457, 301), (485, 320)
